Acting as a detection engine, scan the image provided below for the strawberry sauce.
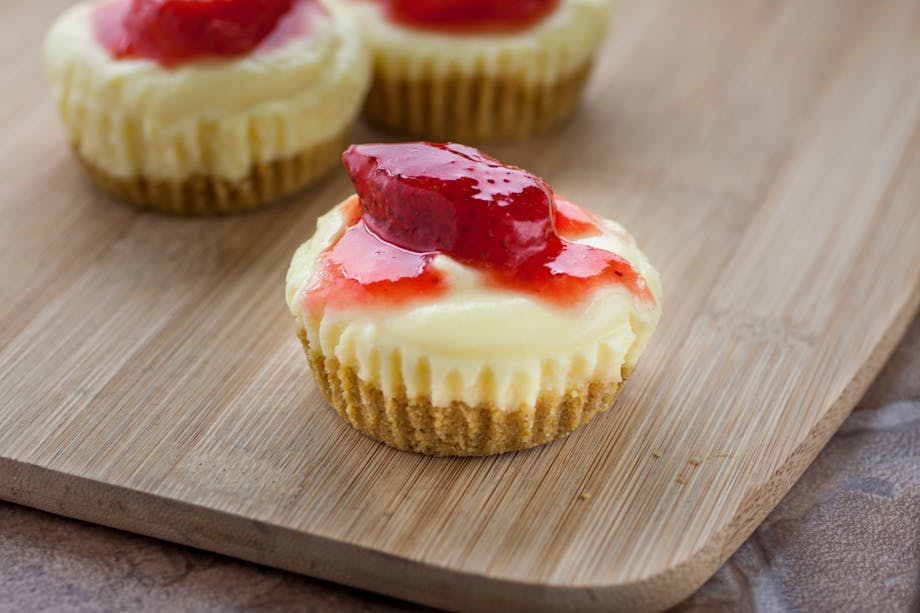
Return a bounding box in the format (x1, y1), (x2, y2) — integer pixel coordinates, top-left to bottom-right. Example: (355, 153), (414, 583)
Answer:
(303, 143), (652, 313)
(376, 0), (559, 34)
(93, 0), (312, 67)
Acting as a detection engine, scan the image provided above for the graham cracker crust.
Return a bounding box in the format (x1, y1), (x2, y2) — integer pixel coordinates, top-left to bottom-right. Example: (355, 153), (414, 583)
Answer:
(297, 326), (624, 456)
(362, 62), (593, 141)
(75, 131), (348, 216)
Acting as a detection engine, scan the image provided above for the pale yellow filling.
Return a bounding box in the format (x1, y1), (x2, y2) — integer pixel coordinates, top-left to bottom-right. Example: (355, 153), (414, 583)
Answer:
(286, 196), (662, 410)
(347, 0), (613, 83)
(43, 0), (370, 180)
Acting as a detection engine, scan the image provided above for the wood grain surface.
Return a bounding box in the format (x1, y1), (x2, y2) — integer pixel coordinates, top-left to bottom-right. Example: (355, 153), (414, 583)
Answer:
(2, 1), (920, 611)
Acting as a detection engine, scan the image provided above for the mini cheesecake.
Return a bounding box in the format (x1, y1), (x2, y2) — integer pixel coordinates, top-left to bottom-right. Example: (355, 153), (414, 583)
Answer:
(351, 0), (613, 140)
(286, 142), (661, 456)
(44, 0), (371, 214)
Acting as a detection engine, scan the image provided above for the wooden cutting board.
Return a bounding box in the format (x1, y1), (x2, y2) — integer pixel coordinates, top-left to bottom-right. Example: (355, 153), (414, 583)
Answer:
(2, 1), (920, 611)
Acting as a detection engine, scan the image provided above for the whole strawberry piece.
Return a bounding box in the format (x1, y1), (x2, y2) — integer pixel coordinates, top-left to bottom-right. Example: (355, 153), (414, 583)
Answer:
(342, 142), (555, 269)
(121, 0), (295, 64)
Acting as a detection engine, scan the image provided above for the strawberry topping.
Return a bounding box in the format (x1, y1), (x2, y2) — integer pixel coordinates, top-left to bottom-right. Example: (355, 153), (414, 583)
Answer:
(378, 0), (559, 34)
(303, 142), (652, 313)
(93, 0), (301, 67)
(343, 142), (555, 269)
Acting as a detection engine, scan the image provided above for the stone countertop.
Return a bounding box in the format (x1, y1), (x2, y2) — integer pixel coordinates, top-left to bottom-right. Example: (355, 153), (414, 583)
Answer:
(2, 316), (918, 612)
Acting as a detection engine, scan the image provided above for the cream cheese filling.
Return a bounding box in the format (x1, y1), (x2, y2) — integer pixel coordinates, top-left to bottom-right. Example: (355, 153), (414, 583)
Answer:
(347, 0), (613, 83)
(286, 196), (662, 410)
(44, 0), (370, 180)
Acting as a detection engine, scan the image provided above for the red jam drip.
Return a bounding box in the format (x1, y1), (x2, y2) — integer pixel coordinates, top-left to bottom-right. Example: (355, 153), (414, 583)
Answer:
(553, 196), (602, 238)
(93, 0), (313, 67)
(303, 142), (653, 313)
(303, 211), (448, 313)
(377, 0), (559, 34)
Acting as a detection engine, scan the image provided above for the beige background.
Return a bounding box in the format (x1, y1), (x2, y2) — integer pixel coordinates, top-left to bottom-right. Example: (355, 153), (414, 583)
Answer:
(2, 315), (916, 612)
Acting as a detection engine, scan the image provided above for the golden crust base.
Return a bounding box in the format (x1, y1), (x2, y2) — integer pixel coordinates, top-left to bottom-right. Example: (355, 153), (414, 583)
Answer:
(74, 131), (348, 216)
(362, 63), (593, 141)
(297, 326), (624, 456)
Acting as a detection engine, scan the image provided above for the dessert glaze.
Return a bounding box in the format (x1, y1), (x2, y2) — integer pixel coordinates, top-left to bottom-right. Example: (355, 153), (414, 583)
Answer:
(377, 0), (559, 34)
(303, 143), (653, 312)
(93, 0), (310, 66)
